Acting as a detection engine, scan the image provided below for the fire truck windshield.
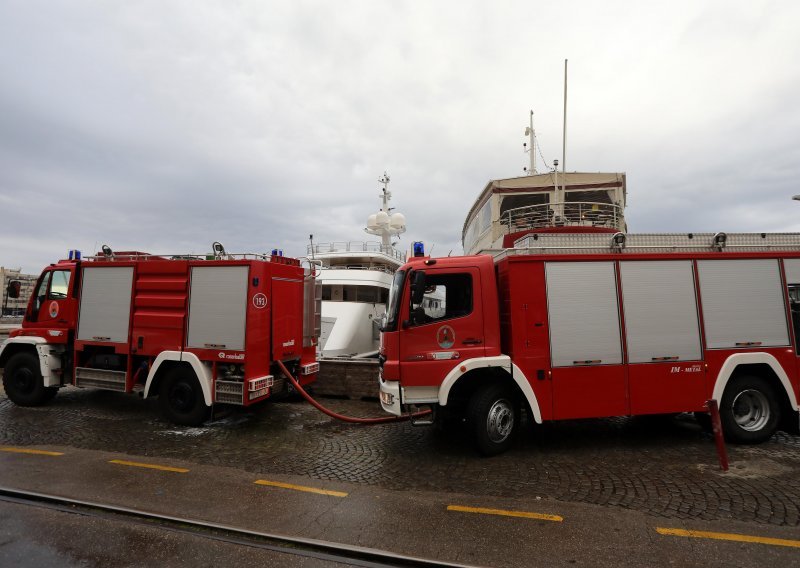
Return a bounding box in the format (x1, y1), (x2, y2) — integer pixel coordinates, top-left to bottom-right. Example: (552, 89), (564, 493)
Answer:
(382, 269), (406, 332)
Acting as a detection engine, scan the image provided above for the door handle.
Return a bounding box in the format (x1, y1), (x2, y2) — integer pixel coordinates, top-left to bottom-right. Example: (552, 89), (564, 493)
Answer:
(462, 338), (483, 345)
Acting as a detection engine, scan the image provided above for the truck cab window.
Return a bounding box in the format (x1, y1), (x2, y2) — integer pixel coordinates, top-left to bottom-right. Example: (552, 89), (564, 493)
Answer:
(49, 270), (71, 299)
(29, 271), (52, 320)
(410, 273), (472, 325)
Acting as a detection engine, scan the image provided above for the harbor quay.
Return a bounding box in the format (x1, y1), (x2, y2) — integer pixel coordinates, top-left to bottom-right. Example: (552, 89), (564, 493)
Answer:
(1, 381), (799, 566)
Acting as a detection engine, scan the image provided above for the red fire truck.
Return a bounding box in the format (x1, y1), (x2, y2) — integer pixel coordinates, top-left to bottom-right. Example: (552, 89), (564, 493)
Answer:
(0, 246), (320, 425)
(379, 232), (800, 454)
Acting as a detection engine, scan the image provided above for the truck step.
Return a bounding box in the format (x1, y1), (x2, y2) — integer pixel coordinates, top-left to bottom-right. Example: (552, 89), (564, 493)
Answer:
(75, 367), (128, 392)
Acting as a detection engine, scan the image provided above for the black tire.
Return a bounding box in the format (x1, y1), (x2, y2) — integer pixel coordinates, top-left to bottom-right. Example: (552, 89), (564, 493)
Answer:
(720, 375), (781, 444)
(158, 367), (210, 426)
(467, 384), (519, 456)
(781, 410), (800, 436)
(2, 352), (53, 406)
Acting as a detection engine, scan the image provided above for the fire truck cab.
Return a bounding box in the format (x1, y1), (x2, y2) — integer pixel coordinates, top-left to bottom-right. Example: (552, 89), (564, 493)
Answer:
(380, 233), (800, 455)
(0, 247), (320, 425)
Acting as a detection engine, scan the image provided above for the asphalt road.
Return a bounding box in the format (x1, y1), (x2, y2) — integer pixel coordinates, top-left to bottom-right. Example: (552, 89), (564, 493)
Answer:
(1, 385), (799, 567)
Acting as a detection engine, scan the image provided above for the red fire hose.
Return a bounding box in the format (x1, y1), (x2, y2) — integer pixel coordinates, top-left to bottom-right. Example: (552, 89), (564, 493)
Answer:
(276, 360), (431, 424)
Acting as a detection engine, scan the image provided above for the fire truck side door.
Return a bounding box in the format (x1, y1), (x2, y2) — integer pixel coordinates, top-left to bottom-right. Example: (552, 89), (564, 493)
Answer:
(620, 260), (706, 414)
(546, 261), (628, 419)
(398, 267), (485, 391)
(272, 277), (303, 361)
(27, 268), (76, 330)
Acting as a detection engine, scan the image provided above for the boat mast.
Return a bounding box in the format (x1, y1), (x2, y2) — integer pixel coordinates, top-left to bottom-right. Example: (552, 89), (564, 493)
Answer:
(365, 172), (406, 249)
(524, 110), (537, 175)
(379, 173), (391, 248)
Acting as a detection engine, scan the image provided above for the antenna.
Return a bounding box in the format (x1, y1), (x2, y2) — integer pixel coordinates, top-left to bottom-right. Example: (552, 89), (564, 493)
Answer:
(561, 58), (568, 196)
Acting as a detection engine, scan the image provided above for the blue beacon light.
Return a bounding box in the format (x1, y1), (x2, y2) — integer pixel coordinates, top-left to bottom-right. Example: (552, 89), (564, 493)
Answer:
(412, 242), (425, 257)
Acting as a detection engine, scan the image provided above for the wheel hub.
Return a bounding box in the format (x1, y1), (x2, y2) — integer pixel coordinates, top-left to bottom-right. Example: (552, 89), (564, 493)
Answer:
(11, 368), (35, 395)
(486, 399), (514, 443)
(732, 389), (770, 432)
(169, 382), (195, 413)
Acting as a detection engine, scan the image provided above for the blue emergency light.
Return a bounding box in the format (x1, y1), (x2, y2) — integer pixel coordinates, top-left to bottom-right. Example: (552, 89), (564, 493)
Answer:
(271, 249), (284, 257)
(68, 249), (82, 260)
(412, 242), (425, 257)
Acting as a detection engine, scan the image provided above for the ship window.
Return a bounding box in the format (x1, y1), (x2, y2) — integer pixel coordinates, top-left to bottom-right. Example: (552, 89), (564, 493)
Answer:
(463, 199), (493, 252)
(323, 284), (388, 304)
(499, 193), (549, 217)
(356, 286), (378, 303)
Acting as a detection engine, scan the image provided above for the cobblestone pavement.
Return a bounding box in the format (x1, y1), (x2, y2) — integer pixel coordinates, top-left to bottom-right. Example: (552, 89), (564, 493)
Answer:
(1, 386), (799, 527)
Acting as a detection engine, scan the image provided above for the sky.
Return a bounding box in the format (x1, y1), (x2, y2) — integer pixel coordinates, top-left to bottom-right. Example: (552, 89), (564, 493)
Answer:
(1, 1), (799, 273)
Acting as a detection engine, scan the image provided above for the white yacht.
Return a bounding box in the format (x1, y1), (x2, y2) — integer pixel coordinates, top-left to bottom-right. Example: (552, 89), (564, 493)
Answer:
(307, 174), (407, 359)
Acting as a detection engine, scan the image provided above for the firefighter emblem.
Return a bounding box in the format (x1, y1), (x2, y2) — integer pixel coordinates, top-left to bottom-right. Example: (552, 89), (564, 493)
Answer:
(437, 325), (455, 349)
(49, 301), (59, 318)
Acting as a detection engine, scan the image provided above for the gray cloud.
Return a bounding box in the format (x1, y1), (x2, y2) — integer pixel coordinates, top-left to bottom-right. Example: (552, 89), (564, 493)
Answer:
(1, 1), (799, 273)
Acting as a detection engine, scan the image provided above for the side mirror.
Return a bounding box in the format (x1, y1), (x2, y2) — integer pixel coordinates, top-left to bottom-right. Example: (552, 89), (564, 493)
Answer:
(410, 271), (426, 305)
(6, 280), (21, 299)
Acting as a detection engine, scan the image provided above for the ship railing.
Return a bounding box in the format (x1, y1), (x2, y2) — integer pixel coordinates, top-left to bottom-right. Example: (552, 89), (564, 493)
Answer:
(307, 241), (405, 261)
(500, 202), (625, 233)
(315, 264), (396, 274)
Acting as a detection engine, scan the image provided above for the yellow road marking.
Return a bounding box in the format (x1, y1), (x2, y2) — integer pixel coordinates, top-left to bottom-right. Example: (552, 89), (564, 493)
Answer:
(109, 459), (189, 473)
(0, 446), (64, 456)
(656, 527), (800, 549)
(254, 479), (348, 498)
(447, 505), (563, 522)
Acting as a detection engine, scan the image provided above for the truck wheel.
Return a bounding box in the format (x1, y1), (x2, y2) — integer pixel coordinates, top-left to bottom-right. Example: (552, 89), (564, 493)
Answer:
(720, 375), (781, 444)
(2, 352), (55, 406)
(159, 367), (210, 426)
(467, 384), (519, 456)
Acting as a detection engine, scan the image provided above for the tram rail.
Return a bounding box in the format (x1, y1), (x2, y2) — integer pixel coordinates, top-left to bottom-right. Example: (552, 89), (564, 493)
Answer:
(0, 486), (479, 568)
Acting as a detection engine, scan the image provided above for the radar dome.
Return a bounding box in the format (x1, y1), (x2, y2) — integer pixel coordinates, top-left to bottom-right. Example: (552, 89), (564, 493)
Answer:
(375, 211), (389, 226)
(389, 212), (406, 230)
(367, 213), (378, 230)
